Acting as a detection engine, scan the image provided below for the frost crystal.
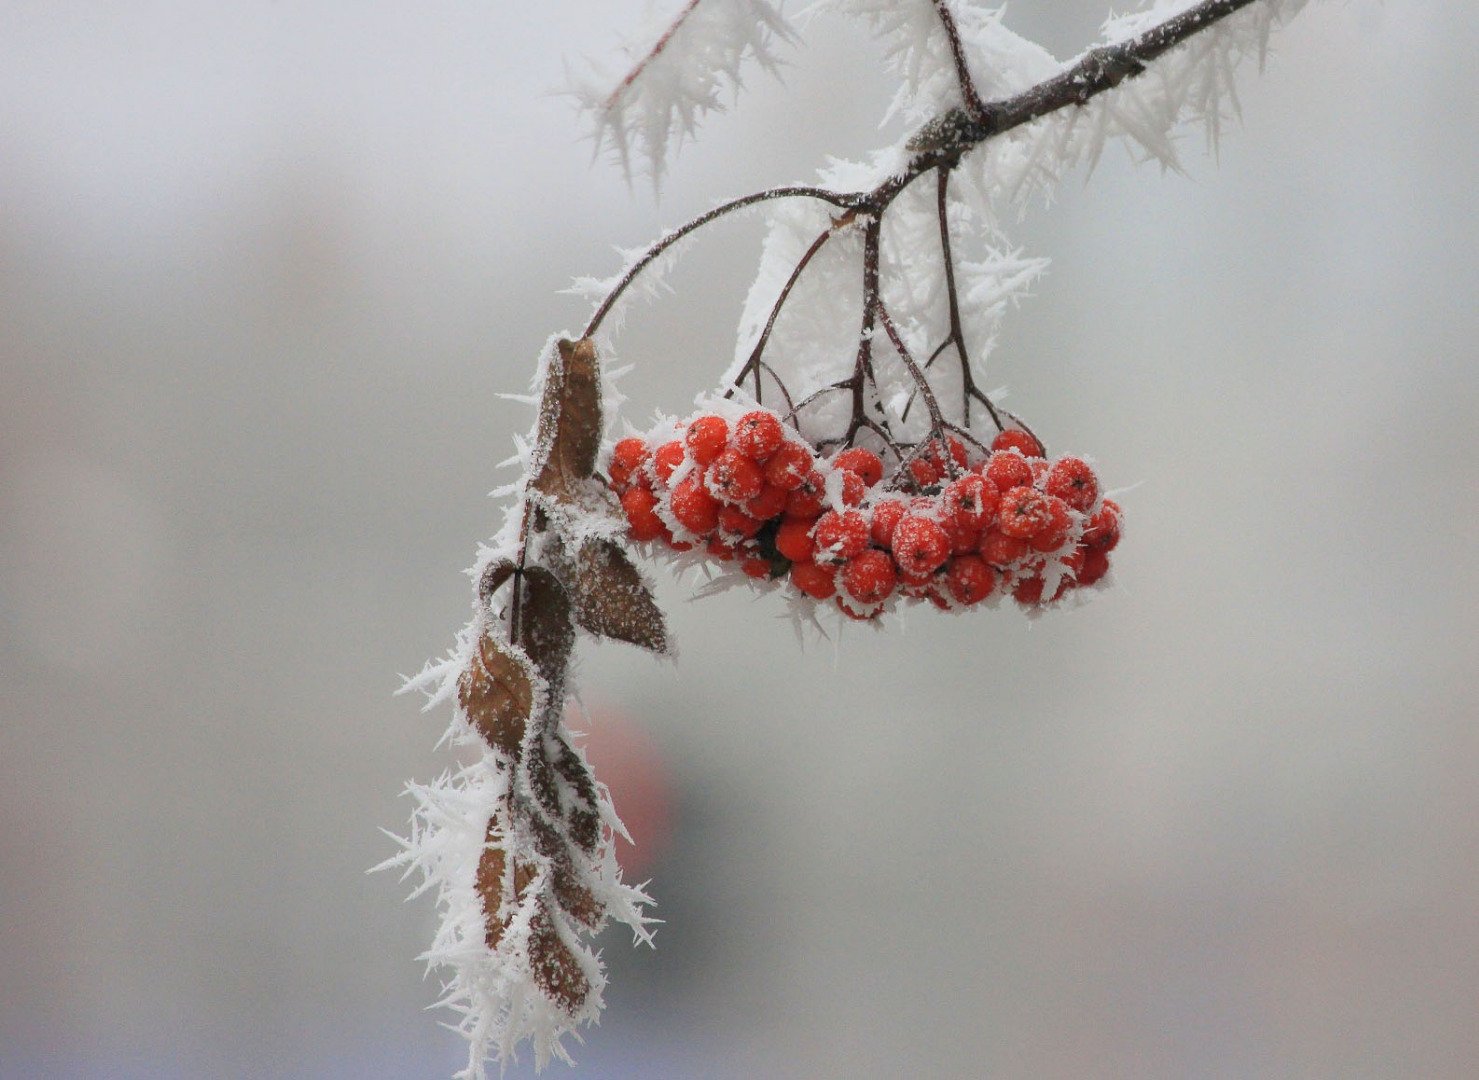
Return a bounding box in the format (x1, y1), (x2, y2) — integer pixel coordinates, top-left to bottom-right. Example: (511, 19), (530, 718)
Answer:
(568, 0), (796, 185)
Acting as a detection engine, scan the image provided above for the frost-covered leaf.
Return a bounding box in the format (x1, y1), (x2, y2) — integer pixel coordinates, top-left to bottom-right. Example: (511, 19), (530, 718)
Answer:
(512, 567), (576, 694)
(565, 537), (668, 653)
(528, 901), (591, 1015)
(476, 833), (539, 950)
(531, 337), (603, 504)
(568, 0), (796, 185)
(458, 630), (534, 758)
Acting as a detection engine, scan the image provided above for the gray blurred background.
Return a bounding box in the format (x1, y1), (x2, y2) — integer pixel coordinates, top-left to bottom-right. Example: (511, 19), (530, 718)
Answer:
(2, 2), (1476, 1077)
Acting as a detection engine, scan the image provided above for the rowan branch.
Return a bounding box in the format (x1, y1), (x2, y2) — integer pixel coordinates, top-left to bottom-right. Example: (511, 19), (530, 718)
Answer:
(586, 0), (1267, 348)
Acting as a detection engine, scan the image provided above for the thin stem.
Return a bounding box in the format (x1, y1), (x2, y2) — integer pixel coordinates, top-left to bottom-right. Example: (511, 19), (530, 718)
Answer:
(602, 0), (703, 112)
(730, 225), (837, 391)
(834, 218), (889, 450)
(582, 186), (853, 338)
(784, 377), (854, 428)
(756, 359), (796, 417)
(874, 296), (948, 443)
(936, 168), (1005, 431)
(931, 0), (989, 121)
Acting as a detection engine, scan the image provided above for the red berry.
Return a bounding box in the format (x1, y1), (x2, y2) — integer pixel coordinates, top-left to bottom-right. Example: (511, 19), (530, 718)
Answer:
(653, 440), (686, 485)
(718, 505), (763, 538)
(841, 550), (897, 605)
(812, 510), (870, 564)
(836, 470), (866, 508)
(890, 515), (951, 577)
(1012, 574), (1045, 606)
(620, 487), (664, 542)
(940, 474), (998, 533)
(775, 517), (817, 564)
(784, 471), (826, 519)
(991, 428), (1043, 457)
(705, 450), (765, 504)
(1043, 456), (1098, 512)
(608, 437), (649, 489)
(869, 499), (908, 548)
(744, 482), (789, 521)
(1083, 499), (1121, 552)
(926, 436), (971, 472)
(670, 472), (720, 534)
(945, 555), (996, 605)
(1029, 495), (1073, 553)
(764, 441), (813, 491)
(998, 486), (1052, 540)
(706, 536), (735, 561)
(831, 447), (884, 488)
(733, 411), (784, 461)
(984, 450), (1033, 493)
(979, 529), (1029, 567)
(741, 556), (773, 580)
(790, 561), (837, 600)
(685, 415), (729, 467)
(908, 455), (943, 488)
(834, 596), (876, 621)
(946, 518), (982, 556)
(1077, 549), (1111, 585)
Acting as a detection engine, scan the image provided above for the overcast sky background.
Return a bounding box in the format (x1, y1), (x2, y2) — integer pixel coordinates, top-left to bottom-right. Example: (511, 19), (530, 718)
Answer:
(2, 2), (1477, 1077)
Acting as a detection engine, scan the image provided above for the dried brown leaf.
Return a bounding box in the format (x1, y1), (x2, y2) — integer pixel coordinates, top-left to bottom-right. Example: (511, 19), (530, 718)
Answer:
(567, 538), (668, 653)
(478, 559), (517, 604)
(458, 630), (533, 758)
(552, 863), (605, 930)
(551, 737), (602, 855)
(531, 337), (602, 503)
(475, 827), (539, 952)
(514, 567), (575, 699)
(529, 902), (590, 1015)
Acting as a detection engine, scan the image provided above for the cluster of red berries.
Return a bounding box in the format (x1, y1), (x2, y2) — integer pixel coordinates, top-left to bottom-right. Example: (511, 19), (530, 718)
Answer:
(606, 406), (1121, 621)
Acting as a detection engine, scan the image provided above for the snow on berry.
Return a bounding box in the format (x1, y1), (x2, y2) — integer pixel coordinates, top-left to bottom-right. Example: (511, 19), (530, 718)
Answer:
(685, 415), (729, 466)
(891, 514), (951, 578)
(1043, 456), (1098, 512)
(841, 549), (897, 606)
(733, 410), (785, 461)
(830, 447), (884, 487)
(813, 510), (870, 564)
(602, 404), (1121, 619)
(705, 449), (765, 504)
(991, 428), (1043, 457)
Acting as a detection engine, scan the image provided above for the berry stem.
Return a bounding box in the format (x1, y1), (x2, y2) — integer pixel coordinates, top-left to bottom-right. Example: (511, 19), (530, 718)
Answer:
(930, 0), (990, 123)
(728, 223), (839, 401)
(583, 186), (856, 339)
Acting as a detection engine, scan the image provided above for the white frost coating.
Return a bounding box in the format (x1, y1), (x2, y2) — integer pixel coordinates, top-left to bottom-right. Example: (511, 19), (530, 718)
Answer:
(568, 0), (796, 185)
(383, 675), (656, 1076)
(389, 332), (659, 1076)
(811, 0), (1059, 127)
(738, 0), (1308, 448)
